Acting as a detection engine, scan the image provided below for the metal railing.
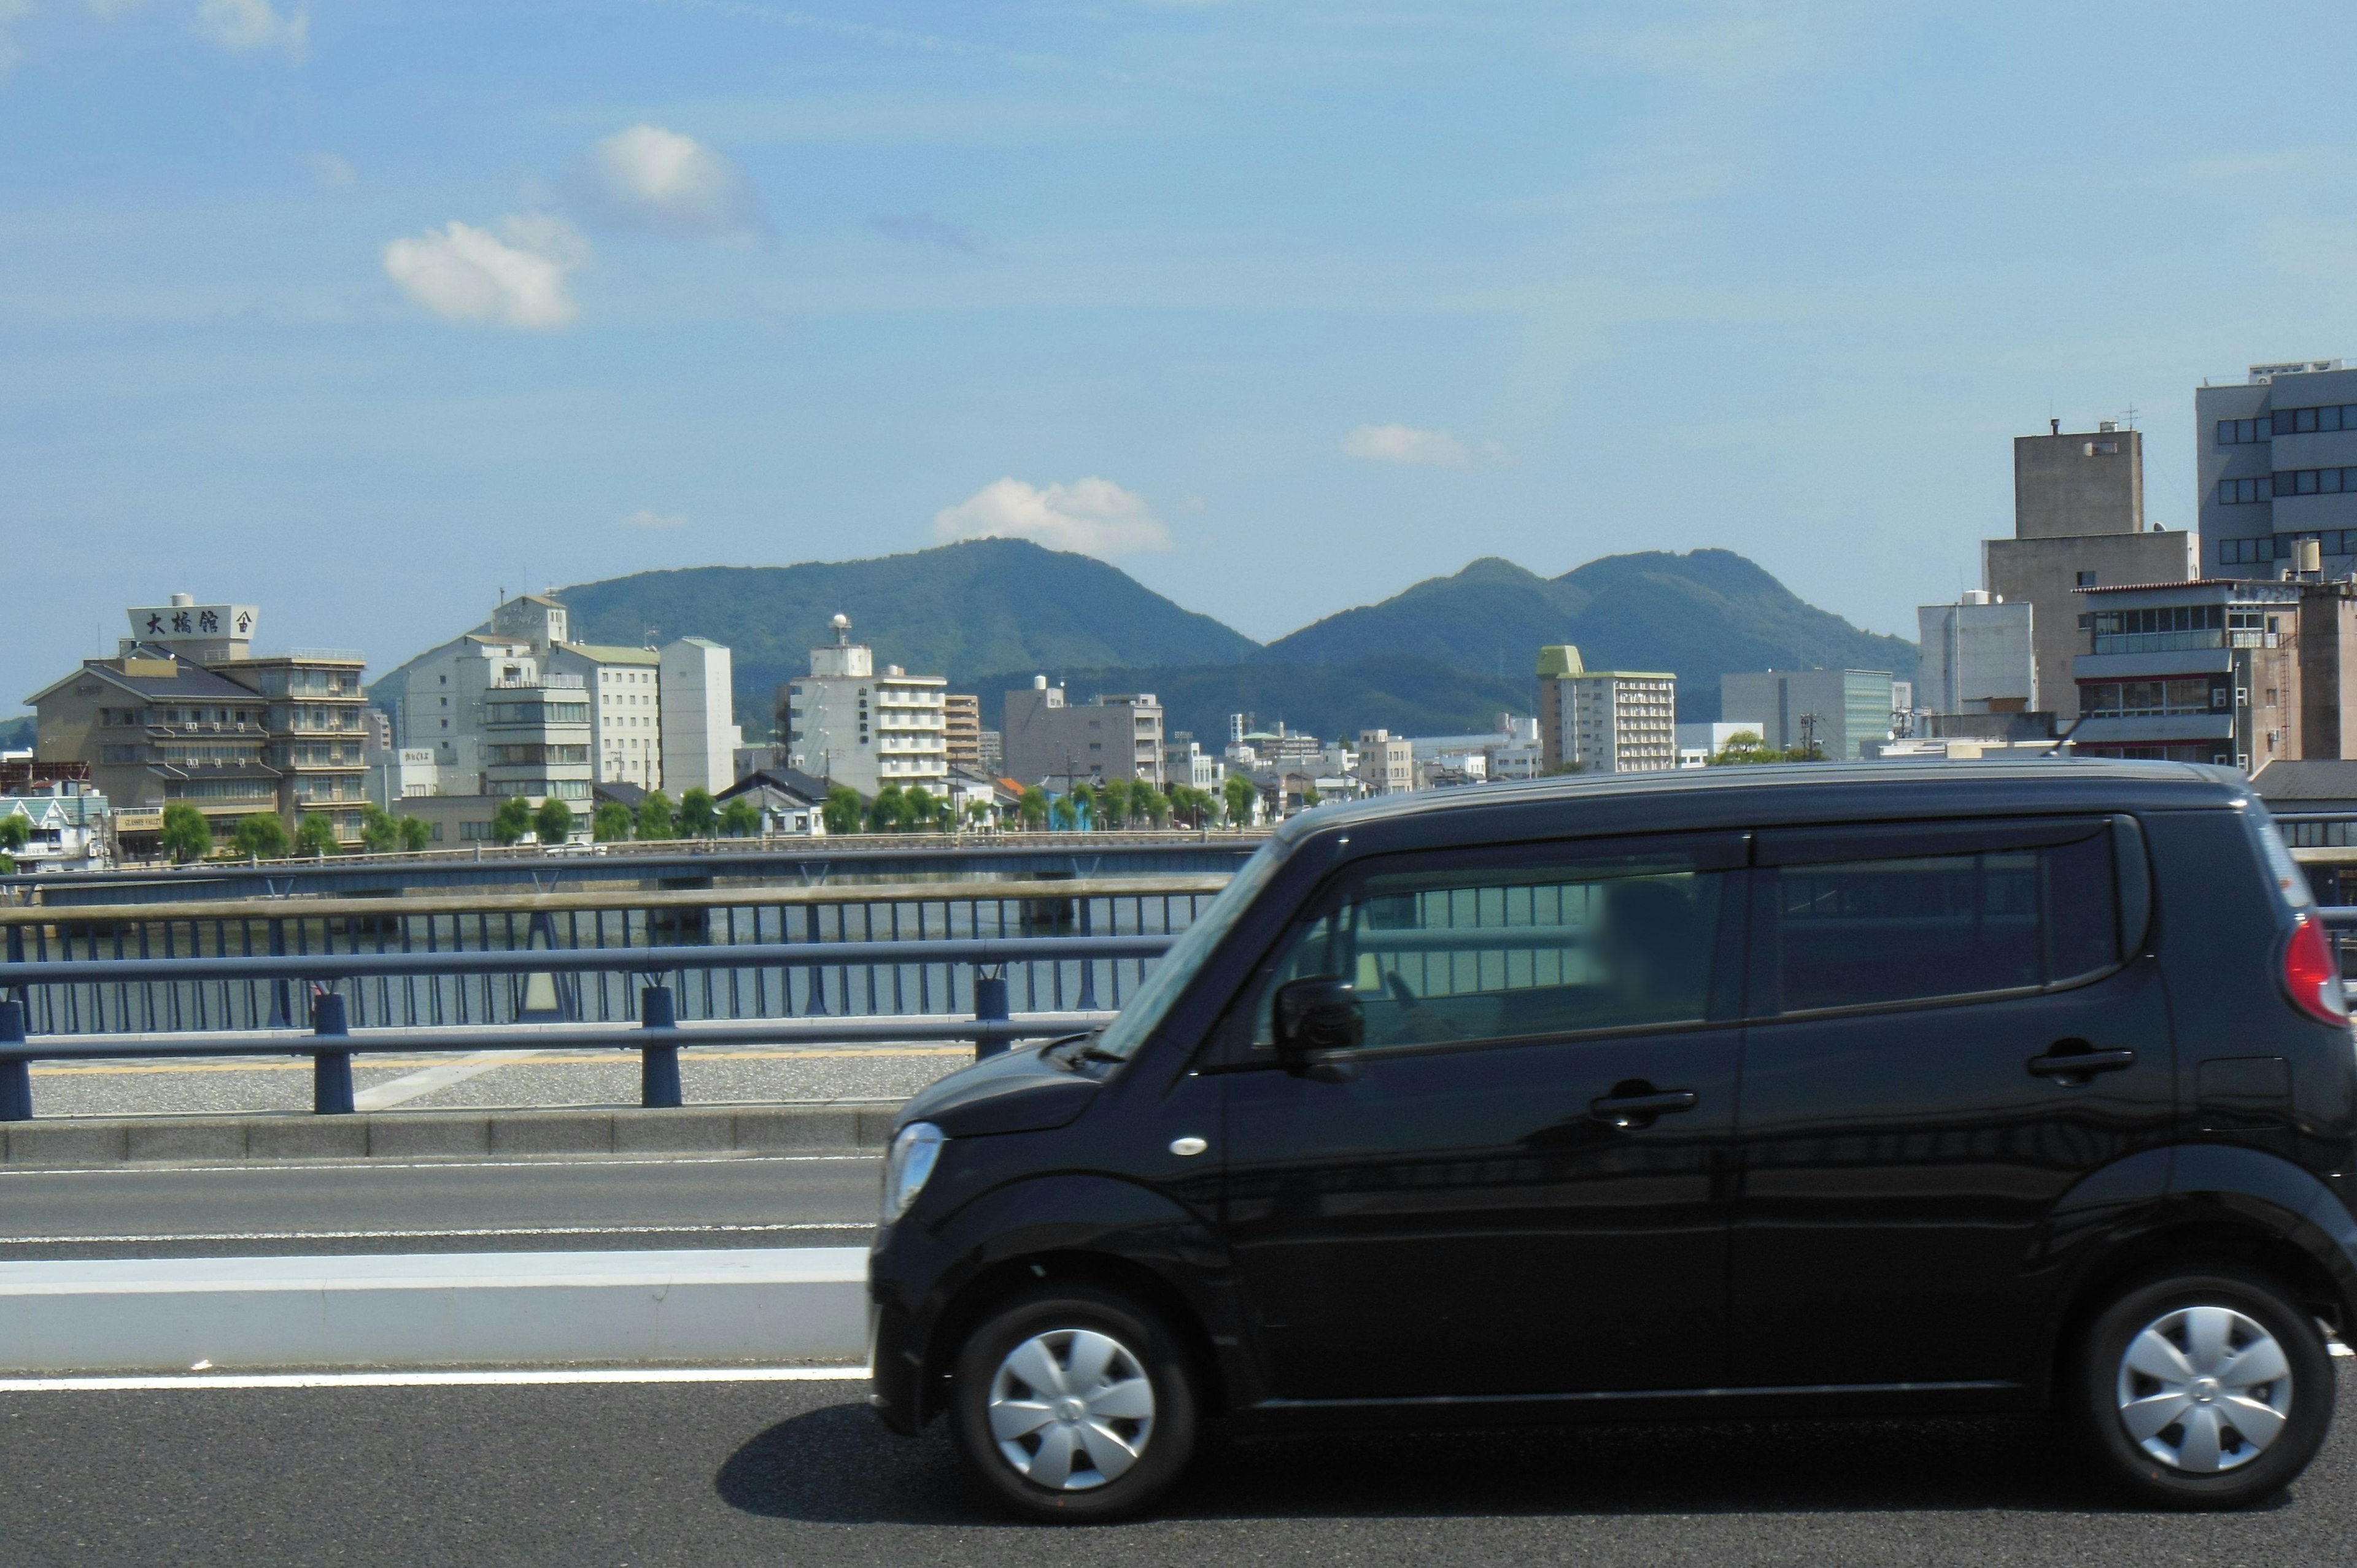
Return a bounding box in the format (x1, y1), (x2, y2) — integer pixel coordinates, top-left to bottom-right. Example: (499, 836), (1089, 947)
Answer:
(0, 929), (1172, 1120)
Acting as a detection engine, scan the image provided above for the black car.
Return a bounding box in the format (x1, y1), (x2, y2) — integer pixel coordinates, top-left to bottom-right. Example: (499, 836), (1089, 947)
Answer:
(868, 760), (2357, 1519)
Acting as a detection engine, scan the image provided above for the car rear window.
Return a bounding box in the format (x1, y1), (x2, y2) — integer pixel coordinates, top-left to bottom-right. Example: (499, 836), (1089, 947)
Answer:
(1757, 820), (2121, 1015)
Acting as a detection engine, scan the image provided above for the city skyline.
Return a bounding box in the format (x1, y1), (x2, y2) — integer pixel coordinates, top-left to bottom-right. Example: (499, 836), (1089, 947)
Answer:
(8, 2), (2357, 711)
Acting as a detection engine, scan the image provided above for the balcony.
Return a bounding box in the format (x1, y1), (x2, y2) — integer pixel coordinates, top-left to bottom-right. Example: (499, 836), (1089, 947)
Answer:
(2091, 630), (2279, 655)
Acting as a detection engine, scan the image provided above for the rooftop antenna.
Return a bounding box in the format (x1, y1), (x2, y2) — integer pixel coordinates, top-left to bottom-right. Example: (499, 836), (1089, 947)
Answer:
(2122, 403), (2140, 430)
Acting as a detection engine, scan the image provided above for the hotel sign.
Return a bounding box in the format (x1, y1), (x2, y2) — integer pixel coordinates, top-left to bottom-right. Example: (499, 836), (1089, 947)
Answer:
(127, 603), (258, 643)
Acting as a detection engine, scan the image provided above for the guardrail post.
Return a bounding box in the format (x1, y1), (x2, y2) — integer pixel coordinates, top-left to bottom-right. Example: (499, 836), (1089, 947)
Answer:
(266, 917), (292, 1030)
(972, 966), (1009, 1060)
(311, 991), (354, 1114)
(640, 984), (682, 1109)
(1075, 897), (1099, 1010)
(0, 998), (31, 1121)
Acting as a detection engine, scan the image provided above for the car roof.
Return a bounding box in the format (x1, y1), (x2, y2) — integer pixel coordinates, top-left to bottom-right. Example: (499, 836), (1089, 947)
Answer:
(1275, 758), (2254, 849)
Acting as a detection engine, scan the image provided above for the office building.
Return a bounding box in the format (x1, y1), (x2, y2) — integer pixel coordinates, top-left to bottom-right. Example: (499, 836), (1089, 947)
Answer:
(551, 641), (663, 789)
(1355, 729), (1417, 795)
(943, 693), (983, 769)
(782, 614), (947, 796)
(1917, 590), (2037, 715)
(658, 637), (741, 796)
(1984, 420), (2197, 720)
(1719, 668), (1894, 761)
(2069, 579), (2301, 769)
(1164, 733), (1224, 792)
(26, 595), (370, 849)
(2198, 359), (2357, 579)
(1536, 646), (1676, 774)
(1001, 678), (1166, 789)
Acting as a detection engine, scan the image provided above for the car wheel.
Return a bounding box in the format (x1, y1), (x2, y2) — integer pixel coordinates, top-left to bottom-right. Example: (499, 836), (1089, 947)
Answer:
(2072, 1265), (2336, 1509)
(947, 1284), (1198, 1523)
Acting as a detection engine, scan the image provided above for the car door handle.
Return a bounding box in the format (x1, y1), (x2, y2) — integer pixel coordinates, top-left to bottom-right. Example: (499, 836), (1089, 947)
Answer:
(1588, 1089), (1698, 1128)
(2026, 1048), (2137, 1080)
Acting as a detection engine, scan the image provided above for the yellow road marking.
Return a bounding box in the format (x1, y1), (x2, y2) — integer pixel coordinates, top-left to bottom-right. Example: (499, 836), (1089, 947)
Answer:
(29, 1045), (973, 1078)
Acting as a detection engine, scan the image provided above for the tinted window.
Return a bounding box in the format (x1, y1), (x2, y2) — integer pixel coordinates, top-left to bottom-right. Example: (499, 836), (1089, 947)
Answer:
(1255, 846), (1730, 1051)
(1764, 825), (2118, 1014)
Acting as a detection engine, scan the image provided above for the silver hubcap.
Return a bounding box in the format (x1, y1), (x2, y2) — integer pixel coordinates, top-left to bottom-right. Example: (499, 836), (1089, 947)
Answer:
(987, 1327), (1156, 1491)
(2115, 1305), (2293, 1473)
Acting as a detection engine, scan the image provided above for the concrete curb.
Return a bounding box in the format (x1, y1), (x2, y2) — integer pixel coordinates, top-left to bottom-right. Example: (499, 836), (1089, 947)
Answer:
(0, 1101), (904, 1167)
(0, 1246), (870, 1373)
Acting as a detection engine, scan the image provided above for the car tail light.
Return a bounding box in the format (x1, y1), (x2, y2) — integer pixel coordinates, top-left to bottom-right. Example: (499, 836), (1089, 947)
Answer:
(2282, 914), (2347, 1027)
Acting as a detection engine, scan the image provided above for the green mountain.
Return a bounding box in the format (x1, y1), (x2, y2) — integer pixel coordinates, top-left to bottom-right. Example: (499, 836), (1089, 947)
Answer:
(1260, 550), (1917, 723)
(559, 538), (1257, 732)
(554, 539), (1914, 741)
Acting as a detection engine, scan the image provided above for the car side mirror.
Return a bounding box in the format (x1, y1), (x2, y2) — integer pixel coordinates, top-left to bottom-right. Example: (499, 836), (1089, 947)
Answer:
(1274, 976), (1362, 1063)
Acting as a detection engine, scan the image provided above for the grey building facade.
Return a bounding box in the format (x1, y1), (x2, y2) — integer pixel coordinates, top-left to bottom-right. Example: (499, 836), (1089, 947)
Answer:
(1001, 679), (1166, 789)
(2014, 422), (2143, 539)
(1720, 668), (1895, 761)
(2197, 358), (2357, 579)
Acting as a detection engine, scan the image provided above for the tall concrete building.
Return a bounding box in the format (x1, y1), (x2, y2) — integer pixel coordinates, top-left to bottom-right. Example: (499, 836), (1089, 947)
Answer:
(1355, 728), (1417, 795)
(2070, 579), (2301, 769)
(942, 693), (983, 770)
(1984, 420), (2197, 722)
(1536, 646), (1677, 774)
(2197, 359), (2357, 578)
(782, 615), (947, 796)
(657, 638), (741, 797)
(1916, 590), (2036, 715)
(1720, 668), (1894, 760)
(1001, 679), (1166, 789)
(27, 595), (371, 848)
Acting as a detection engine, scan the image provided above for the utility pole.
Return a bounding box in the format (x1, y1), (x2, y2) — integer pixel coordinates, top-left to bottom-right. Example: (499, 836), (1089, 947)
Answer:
(1798, 712), (1823, 760)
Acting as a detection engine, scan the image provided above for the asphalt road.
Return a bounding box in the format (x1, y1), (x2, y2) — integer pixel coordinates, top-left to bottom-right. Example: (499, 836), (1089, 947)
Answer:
(0, 1151), (882, 1259)
(4, 1369), (2355, 1567)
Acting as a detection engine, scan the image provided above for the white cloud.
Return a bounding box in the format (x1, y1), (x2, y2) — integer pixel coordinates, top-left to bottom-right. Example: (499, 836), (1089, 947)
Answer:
(1343, 423), (1473, 466)
(194, 0), (307, 60)
(567, 124), (765, 239)
(305, 150), (355, 188)
(933, 477), (1170, 558)
(381, 215), (588, 330)
(618, 509), (688, 530)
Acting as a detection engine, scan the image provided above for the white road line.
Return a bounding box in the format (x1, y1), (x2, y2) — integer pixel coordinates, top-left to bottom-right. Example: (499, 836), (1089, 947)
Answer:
(0, 1222), (872, 1246)
(352, 1052), (539, 1113)
(0, 1152), (877, 1179)
(2334, 1342), (2353, 1359)
(0, 1366), (869, 1392)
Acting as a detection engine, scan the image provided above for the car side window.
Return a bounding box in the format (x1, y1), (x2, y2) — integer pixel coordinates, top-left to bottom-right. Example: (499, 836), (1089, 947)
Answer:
(1758, 820), (2121, 1015)
(1252, 846), (1732, 1052)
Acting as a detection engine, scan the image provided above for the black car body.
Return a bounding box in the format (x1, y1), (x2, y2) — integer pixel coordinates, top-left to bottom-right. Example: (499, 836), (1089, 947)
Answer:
(869, 760), (2357, 1512)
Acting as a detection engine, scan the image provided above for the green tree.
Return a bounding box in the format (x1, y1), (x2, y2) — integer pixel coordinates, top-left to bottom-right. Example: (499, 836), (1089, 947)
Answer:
(1223, 772), (1258, 826)
(718, 797), (762, 837)
(535, 797), (575, 845)
(1300, 783), (1322, 809)
(1100, 777), (1134, 828)
(821, 784), (865, 835)
(593, 800), (635, 843)
(1137, 781), (1171, 827)
(1050, 795), (1079, 830)
(358, 805), (400, 854)
(962, 797), (995, 832)
(397, 815), (435, 852)
(161, 803), (212, 863)
(1069, 781), (1098, 829)
(0, 814), (30, 854)
(637, 790), (677, 840)
(490, 795), (533, 846)
(679, 786), (718, 837)
(233, 813), (290, 860)
(1018, 786), (1049, 829)
(294, 813), (341, 856)
(1708, 731), (1776, 767)
(903, 786), (945, 832)
(867, 784), (906, 833)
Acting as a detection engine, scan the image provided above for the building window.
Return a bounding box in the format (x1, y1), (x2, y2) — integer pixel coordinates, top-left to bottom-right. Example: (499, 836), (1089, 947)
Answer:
(2218, 417), (2268, 445)
(2220, 536), (2274, 565)
(2219, 476), (2274, 505)
(2273, 403), (2357, 436)
(2075, 571), (2096, 587)
(2269, 466), (2357, 498)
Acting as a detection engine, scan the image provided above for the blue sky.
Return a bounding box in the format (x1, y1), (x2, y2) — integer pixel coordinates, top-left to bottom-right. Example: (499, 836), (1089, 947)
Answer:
(6, 0), (2356, 709)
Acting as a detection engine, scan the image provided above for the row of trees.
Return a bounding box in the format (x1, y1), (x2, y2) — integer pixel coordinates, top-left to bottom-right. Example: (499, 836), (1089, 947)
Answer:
(155, 802), (420, 865)
(819, 773), (1263, 836)
(1705, 731), (1827, 766)
(584, 787), (761, 846)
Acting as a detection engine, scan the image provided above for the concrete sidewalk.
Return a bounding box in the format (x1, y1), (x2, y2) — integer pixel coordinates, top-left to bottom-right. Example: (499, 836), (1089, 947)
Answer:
(0, 1100), (903, 1167)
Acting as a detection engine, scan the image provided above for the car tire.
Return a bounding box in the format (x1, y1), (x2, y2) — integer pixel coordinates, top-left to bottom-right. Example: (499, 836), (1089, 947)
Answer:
(2070, 1264), (2336, 1509)
(946, 1284), (1198, 1523)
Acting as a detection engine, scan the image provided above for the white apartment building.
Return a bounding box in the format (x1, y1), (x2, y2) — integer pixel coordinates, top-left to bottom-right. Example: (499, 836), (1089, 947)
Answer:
(659, 637), (741, 797)
(1355, 729), (1417, 795)
(551, 643), (664, 789)
(1164, 736), (1225, 792)
(783, 615), (948, 796)
(1537, 646), (1677, 774)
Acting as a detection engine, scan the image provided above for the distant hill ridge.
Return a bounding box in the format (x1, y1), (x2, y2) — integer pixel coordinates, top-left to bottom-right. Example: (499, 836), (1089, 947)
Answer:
(557, 538), (1913, 738)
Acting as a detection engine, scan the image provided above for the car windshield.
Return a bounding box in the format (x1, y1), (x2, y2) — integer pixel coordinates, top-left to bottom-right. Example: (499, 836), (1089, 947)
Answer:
(1085, 838), (1290, 1062)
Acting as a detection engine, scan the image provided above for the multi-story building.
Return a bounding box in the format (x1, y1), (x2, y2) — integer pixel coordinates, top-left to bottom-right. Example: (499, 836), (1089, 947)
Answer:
(2199, 359), (2357, 580)
(782, 615), (947, 796)
(1538, 646), (1677, 773)
(1355, 729), (1417, 795)
(943, 693), (983, 770)
(1719, 668), (1893, 761)
(25, 595), (370, 847)
(2069, 579), (2302, 770)
(1984, 421), (2199, 720)
(0, 782), (110, 873)
(1916, 590), (2037, 716)
(1164, 733), (1225, 792)
(1001, 678), (1166, 789)
(551, 641), (664, 789)
(482, 665), (594, 808)
(658, 637), (741, 796)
